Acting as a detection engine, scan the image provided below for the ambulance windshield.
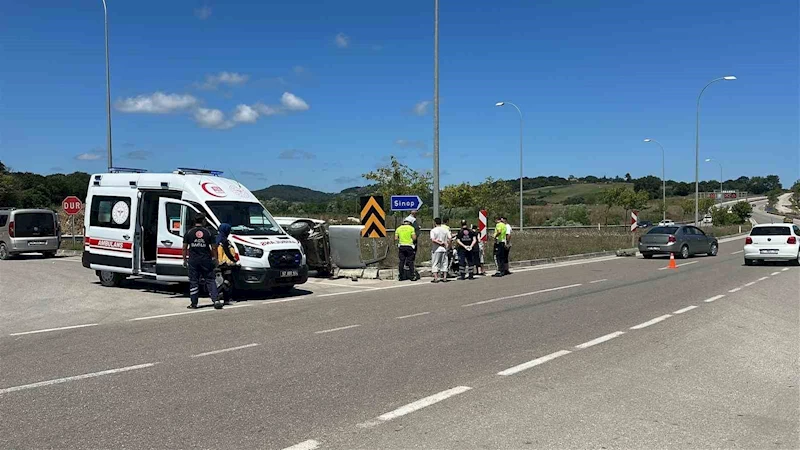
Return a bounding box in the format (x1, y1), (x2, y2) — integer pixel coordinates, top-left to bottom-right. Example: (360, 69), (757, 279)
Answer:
(207, 201), (283, 236)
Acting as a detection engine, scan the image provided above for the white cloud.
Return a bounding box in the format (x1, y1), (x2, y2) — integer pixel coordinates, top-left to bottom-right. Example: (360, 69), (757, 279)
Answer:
(193, 108), (233, 129)
(75, 150), (105, 161)
(334, 33), (350, 48)
(413, 100), (431, 116)
(232, 104), (259, 124)
(197, 72), (250, 90)
(115, 92), (198, 114)
(279, 149), (315, 160)
(254, 103), (281, 116)
(194, 6), (212, 20)
(395, 139), (426, 150)
(281, 92), (310, 111)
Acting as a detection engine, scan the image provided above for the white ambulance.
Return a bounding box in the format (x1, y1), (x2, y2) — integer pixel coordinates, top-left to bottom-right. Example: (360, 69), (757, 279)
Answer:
(82, 168), (308, 292)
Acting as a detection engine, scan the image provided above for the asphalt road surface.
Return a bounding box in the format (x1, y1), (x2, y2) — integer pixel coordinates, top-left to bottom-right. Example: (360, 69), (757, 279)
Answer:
(1, 234), (798, 449)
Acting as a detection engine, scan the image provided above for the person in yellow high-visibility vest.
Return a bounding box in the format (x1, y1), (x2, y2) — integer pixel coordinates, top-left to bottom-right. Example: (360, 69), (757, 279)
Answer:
(395, 218), (417, 281)
(492, 217), (508, 277)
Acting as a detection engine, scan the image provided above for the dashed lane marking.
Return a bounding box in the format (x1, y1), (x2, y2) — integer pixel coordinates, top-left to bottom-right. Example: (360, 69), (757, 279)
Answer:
(704, 294), (725, 303)
(9, 323), (98, 336)
(129, 303), (250, 321)
(758, 276), (769, 281)
(728, 287), (742, 293)
(589, 279), (608, 284)
(630, 314), (672, 330)
(462, 283), (582, 307)
(744, 281), (757, 287)
(282, 440), (321, 450)
(358, 386), (472, 428)
(314, 324), (361, 334)
(497, 350), (572, 376)
(673, 305), (698, 314)
(730, 250), (744, 255)
(395, 312), (431, 320)
(0, 363), (157, 395)
(190, 343), (260, 358)
(575, 331), (625, 349)
(771, 272), (781, 276)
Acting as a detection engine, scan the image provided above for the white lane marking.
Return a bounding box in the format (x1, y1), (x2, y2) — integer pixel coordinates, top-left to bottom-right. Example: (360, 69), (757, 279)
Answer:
(729, 287), (742, 293)
(9, 323), (98, 336)
(730, 250), (744, 255)
(282, 439), (321, 450)
(318, 281), (427, 298)
(658, 261), (699, 271)
(0, 363), (157, 395)
(511, 255), (621, 273)
(673, 305), (698, 314)
(771, 271), (781, 276)
(497, 350), (572, 376)
(744, 281), (757, 287)
(589, 279), (608, 284)
(575, 331), (625, 349)
(308, 281), (378, 289)
(630, 314), (672, 330)
(395, 311), (431, 320)
(358, 386), (472, 428)
(462, 283), (582, 307)
(129, 304), (250, 321)
(314, 324), (361, 334)
(758, 276), (769, 281)
(190, 343), (260, 358)
(704, 294), (726, 303)
(782, 268), (790, 272)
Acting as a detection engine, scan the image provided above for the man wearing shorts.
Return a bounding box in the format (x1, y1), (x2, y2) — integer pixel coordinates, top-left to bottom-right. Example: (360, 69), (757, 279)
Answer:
(429, 217), (450, 283)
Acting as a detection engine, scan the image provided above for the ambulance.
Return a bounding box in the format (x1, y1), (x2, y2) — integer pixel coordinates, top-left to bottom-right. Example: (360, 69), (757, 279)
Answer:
(82, 168), (308, 292)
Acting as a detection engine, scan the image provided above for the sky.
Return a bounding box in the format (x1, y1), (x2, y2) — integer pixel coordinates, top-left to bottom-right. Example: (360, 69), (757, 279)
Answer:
(1, 0), (798, 193)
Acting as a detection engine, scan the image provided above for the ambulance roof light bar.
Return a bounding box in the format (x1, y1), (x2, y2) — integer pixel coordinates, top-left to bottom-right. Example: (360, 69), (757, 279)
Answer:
(175, 168), (224, 176)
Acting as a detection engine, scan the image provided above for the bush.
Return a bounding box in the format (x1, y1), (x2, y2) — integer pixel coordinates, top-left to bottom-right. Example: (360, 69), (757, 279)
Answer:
(709, 206), (733, 226)
(563, 195), (585, 205)
(544, 217), (585, 227)
(730, 201), (753, 224)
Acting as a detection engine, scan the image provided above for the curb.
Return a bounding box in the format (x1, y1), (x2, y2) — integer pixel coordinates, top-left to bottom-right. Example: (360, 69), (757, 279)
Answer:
(57, 249), (82, 257)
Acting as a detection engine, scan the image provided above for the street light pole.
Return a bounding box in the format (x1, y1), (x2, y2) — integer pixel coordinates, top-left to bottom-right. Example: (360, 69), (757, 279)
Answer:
(102, 0), (113, 170)
(643, 139), (666, 221)
(695, 75), (735, 225)
(705, 158), (723, 203)
(495, 101), (524, 228)
(432, 0), (440, 219)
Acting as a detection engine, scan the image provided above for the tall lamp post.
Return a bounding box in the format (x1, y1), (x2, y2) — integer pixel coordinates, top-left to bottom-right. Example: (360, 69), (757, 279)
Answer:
(432, 0), (440, 219)
(495, 101), (523, 228)
(694, 75), (735, 225)
(705, 158), (723, 203)
(102, 0), (113, 170)
(643, 138), (666, 221)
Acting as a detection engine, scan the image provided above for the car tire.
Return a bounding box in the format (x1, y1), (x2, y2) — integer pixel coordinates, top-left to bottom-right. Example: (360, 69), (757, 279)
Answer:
(0, 243), (10, 260)
(98, 270), (125, 287)
(744, 258), (754, 266)
(707, 243), (718, 257)
(642, 253), (653, 259)
(792, 253), (800, 267)
(680, 245), (690, 259)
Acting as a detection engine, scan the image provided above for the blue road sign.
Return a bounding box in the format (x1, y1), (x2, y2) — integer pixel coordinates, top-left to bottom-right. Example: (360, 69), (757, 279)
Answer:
(390, 195), (423, 211)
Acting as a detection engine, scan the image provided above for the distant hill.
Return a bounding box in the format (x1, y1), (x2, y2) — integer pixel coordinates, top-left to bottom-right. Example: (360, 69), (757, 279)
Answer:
(252, 185), (333, 202)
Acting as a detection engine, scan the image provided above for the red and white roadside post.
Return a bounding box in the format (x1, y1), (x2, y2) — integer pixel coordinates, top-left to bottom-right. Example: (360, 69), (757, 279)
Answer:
(630, 210), (639, 248)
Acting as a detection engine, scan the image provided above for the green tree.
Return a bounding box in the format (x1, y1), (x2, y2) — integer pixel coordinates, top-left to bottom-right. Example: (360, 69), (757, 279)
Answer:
(362, 156), (432, 208)
(767, 189), (781, 209)
(730, 201), (753, 224)
(709, 206), (732, 226)
(600, 185), (626, 225)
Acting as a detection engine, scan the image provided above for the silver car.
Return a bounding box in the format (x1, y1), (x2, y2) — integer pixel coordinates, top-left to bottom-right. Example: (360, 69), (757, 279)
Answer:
(0, 208), (61, 260)
(638, 225), (719, 259)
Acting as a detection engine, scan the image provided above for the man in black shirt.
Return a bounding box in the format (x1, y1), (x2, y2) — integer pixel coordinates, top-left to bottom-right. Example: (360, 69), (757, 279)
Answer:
(455, 220), (477, 280)
(183, 214), (221, 310)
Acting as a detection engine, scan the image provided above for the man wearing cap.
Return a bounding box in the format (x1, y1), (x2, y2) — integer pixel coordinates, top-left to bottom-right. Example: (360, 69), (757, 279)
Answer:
(395, 218), (418, 281)
(183, 213), (222, 309)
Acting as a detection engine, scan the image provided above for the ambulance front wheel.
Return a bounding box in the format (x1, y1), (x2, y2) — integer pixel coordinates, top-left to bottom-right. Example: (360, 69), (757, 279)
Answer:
(98, 270), (125, 287)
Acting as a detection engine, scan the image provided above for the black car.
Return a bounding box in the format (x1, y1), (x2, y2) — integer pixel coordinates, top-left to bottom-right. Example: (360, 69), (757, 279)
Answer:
(638, 225), (719, 259)
(637, 220), (653, 229)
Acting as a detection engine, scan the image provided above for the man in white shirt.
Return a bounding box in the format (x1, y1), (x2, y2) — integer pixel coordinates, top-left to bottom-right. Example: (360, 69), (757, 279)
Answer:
(502, 217), (512, 275)
(429, 217), (450, 283)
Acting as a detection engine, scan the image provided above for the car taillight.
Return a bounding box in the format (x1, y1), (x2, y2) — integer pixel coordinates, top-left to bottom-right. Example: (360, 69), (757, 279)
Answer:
(668, 235), (676, 243)
(788, 236), (797, 245)
(745, 237), (753, 245)
(8, 221), (14, 238)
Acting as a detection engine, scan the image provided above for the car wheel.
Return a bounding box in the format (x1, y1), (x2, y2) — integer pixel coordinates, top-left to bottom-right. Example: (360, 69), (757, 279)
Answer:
(744, 258), (754, 266)
(98, 270), (125, 287)
(708, 243), (718, 257)
(0, 243), (9, 260)
(680, 245), (690, 259)
(642, 253), (653, 259)
(792, 253), (800, 267)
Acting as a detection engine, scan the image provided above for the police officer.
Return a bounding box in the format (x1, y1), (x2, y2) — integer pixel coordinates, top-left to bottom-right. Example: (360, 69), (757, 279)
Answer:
(395, 218), (417, 281)
(455, 220), (477, 280)
(492, 217), (508, 277)
(183, 214), (222, 309)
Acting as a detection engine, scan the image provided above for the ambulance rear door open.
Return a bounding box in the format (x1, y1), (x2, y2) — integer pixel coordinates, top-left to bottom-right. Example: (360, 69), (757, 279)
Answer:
(156, 198), (204, 282)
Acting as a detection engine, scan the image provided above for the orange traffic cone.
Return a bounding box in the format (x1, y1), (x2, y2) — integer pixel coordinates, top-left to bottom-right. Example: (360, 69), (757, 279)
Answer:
(667, 253), (677, 269)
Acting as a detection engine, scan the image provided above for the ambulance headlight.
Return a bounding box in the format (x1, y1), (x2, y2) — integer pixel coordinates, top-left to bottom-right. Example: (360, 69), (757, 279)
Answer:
(235, 243), (264, 258)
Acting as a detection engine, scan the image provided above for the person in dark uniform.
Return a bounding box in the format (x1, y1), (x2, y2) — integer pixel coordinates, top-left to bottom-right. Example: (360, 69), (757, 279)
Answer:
(183, 214), (221, 310)
(455, 220), (477, 280)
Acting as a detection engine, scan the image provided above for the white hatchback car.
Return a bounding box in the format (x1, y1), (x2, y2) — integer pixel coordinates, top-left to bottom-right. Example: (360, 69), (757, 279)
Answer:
(743, 224), (800, 266)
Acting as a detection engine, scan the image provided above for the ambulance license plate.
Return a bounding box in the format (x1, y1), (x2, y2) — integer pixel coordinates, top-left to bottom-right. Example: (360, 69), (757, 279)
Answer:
(280, 270), (299, 278)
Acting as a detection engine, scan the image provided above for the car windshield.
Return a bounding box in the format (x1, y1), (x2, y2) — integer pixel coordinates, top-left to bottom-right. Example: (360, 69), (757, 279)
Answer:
(750, 226), (791, 236)
(648, 226), (679, 234)
(207, 201), (283, 236)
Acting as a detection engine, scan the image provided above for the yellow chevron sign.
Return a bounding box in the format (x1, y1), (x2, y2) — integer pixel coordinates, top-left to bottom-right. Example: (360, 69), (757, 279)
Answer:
(360, 195), (386, 238)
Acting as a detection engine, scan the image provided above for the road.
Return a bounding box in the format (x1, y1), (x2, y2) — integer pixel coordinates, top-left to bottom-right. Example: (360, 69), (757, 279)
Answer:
(750, 198), (800, 226)
(1, 234), (798, 448)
